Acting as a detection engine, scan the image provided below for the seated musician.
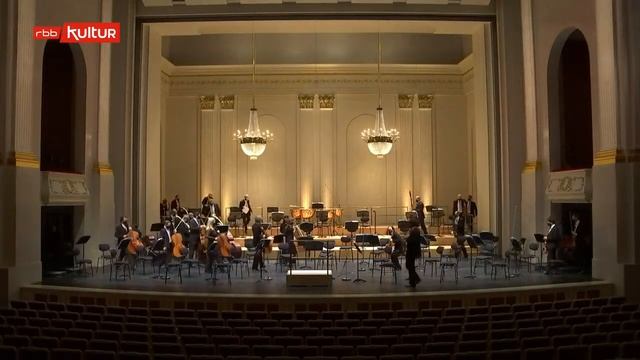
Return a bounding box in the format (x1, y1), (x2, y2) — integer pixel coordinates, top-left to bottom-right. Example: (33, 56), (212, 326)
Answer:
(282, 217), (297, 257)
(252, 217), (267, 270)
(386, 226), (403, 271)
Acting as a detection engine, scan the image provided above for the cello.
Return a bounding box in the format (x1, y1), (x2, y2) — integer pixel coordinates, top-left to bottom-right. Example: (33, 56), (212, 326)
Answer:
(171, 232), (186, 258)
(127, 228), (143, 255)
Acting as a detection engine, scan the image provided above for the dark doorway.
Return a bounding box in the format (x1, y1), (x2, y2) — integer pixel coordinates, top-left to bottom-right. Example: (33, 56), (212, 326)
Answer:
(550, 202), (592, 273)
(548, 30), (593, 171)
(40, 40), (86, 173)
(41, 206), (76, 276)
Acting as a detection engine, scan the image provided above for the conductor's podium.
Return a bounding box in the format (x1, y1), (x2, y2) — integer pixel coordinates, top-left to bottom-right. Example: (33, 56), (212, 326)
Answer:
(286, 270), (333, 287)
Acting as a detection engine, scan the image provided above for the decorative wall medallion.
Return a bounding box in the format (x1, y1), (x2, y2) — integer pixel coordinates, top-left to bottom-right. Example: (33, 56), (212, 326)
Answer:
(546, 169), (591, 202)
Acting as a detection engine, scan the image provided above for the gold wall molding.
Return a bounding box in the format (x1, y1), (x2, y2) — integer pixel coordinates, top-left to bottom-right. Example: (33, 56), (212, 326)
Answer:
(199, 96), (216, 110)
(523, 161), (540, 173)
(594, 148), (640, 166)
(319, 94), (335, 110)
(96, 162), (113, 174)
(418, 94), (434, 109)
(298, 94), (315, 110)
(7, 151), (39, 169)
(219, 95), (235, 110)
(398, 94), (414, 109)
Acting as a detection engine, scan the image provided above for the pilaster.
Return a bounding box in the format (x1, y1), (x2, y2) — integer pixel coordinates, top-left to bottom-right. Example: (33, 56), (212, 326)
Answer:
(199, 96), (221, 201)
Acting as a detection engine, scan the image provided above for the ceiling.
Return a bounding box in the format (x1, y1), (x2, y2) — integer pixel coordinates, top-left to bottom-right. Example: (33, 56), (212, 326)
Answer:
(162, 33), (472, 66)
(142, 0), (490, 6)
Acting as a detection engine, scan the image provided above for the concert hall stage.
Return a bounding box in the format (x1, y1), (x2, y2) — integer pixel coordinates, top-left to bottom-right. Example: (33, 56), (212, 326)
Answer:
(22, 259), (611, 313)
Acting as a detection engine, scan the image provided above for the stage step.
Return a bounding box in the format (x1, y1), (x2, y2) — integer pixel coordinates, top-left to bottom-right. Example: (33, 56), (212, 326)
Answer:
(286, 270), (333, 287)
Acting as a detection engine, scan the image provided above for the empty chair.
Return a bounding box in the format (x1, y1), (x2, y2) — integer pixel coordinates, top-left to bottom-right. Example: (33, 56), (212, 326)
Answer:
(416, 354), (451, 360)
(336, 319), (361, 328)
(551, 334), (578, 348)
(118, 352), (149, 360)
(272, 336), (304, 347)
(579, 332), (607, 345)
(219, 344), (251, 356)
(88, 339), (118, 351)
(401, 334), (429, 345)
(287, 345), (319, 357)
(253, 345), (286, 357)
(186, 344), (216, 357)
(321, 327), (348, 337)
(181, 334), (209, 345)
(424, 342), (456, 354)
(491, 339), (519, 351)
(521, 337), (549, 349)
(432, 332), (459, 343)
(352, 327), (378, 337)
(490, 349), (521, 360)
(461, 331), (486, 342)
(390, 343), (422, 356)
(84, 350), (117, 360)
(555, 345), (588, 360)
(51, 348), (82, 360)
(306, 336), (335, 347)
(572, 323), (597, 335)
(254, 319), (279, 328)
(241, 336), (270, 346)
(19, 347), (49, 360)
(120, 341), (149, 353)
(357, 345), (388, 357)
(3, 335), (30, 348)
(263, 327), (289, 337)
(589, 343), (619, 360)
(620, 341), (640, 358)
(523, 347), (554, 360)
(453, 352), (487, 360)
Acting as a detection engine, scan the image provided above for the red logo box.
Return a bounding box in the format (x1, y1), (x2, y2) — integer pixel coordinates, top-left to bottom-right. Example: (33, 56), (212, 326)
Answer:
(33, 26), (61, 40)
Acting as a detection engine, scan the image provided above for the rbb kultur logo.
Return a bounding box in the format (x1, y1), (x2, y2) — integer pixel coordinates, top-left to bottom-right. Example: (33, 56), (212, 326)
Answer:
(33, 26), (61, 40)
(33, 23), (120, 43)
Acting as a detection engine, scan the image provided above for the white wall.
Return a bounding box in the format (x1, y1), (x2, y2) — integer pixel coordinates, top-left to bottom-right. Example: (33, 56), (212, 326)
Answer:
(163, 90), (474, 225)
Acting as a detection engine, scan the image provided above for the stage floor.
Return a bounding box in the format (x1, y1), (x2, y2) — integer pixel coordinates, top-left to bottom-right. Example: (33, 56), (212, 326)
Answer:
(38, 259), (594, 297)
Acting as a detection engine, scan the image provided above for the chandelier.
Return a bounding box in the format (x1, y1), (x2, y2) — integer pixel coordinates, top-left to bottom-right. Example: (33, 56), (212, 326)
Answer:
(234, 31), (273, 160)
(361, 33), (399, 158)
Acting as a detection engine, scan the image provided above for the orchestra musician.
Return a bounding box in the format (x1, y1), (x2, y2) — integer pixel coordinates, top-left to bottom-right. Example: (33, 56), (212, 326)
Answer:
(386, 226), (403, 271)
(159, 220), (173, 248)
(251, 217), (267, 270)
(405, 227), (422, 288)
(281, 217), (297, 257)
(239, 194), (252, 235)
(454, 211), (468, 258)
(160, 199), (169, 220)
(452, 194), (467, 217)
(544, 217), (561, 275)
(187, 213), (200, 259)
(170, 194), (181, 212)
(126, 225), (144, 269)
(175, 215), (190, 245)
(466, 195), (478, 233)
(114, 217), (131, 259)
(414, 196), (428, 235)
(201, 193), (222, 218)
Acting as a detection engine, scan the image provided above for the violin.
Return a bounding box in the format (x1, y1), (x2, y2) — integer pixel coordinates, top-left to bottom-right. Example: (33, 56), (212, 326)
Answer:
(171, 232), (186, 257)
(127, 229), (143, 255)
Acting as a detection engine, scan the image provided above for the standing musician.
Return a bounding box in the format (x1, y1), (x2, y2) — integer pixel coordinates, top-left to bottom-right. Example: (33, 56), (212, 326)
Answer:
(160, 199), (169, 220)
(414, 196), (428, 235)
(187, 213), (200, 259)
(175, 215), (190, 246)
(251, 217), (267, 270)
(281, 217), (297, 257)
(239, 194), (252, 235)
(170, 194), (181, 212)
(159, 220), (173, 248)
(386, 227), (404, 271)
(544, 217), (561, 274)
(405, 227), (422, 288)
(452, 194), (467, 217)
(126, 225), (143, 269)
(114, 217), (131, 248)
(467, 195), (478, 233)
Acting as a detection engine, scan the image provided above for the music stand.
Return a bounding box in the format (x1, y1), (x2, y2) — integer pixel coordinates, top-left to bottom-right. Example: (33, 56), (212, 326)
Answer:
(463, 235), (475, 279)
(353, 240), (365, 283)
(342, 221), (359, 281)
(533, 233), (545, 271)
(150, 223), (163, 232)
(75, 235), (91, 271)
(257, 239), (272, 281)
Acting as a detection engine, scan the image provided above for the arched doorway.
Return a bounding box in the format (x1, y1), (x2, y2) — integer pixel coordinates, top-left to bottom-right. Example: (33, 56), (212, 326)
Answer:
(547, 29), (593, 275)
(547, 29), (593, 171)
(40, 40), (86, 276)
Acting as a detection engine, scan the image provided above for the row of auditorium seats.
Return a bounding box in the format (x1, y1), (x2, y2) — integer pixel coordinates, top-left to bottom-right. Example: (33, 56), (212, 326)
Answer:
(0, 297), (636, 360)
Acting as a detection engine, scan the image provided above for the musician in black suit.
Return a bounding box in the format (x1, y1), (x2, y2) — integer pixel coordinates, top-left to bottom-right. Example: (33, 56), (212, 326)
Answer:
(170, 195), (181, 212)
(251, 217), (267, 270)
(467, 195), (478, 233)
(160, 199), (169, 220)
(239, 194), (252, 235)
(175, 215), (190, 244)
(159, 220), (172, 248)
(571, 212), (591, 274)
(454, 211), (469, 258)
(405, 227), (422, 288)
(187, 213), (200, 259)
(114, 217), (130, 246)
(415, 196), (428, 235)
(452, 194), (467, 217)
(545, 217), (561, 274)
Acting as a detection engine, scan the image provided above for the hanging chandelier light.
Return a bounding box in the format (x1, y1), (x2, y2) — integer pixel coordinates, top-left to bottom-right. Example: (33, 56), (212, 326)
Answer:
(361, 32), (399, 159)
(234, 31), (273, 160)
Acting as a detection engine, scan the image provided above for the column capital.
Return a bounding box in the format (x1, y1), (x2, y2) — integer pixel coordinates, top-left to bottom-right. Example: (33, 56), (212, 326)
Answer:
(594, 148), (640, 166)
(398, 94), (414, 109)
(96, 162), (113, 174)
(199, 96), (216, 110)
(219, 95), (235, 111)
(298, 94), (314, 110)
(7, 151), (39, 169)
(318, 94), (335, 110)
(417, 94), (434, 110)
(522, 161), (540, 173)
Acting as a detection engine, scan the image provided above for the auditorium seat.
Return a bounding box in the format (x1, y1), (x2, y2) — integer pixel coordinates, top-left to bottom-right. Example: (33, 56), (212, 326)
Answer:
(523, 346), (554, 360)
(288, 345), (319, 357)
(490, 349), (520, 360)
(589, 343), (619, 360)
(51, 348), (82, 360)
(19, 346), (48, 360)
(84, 349), (117, 360)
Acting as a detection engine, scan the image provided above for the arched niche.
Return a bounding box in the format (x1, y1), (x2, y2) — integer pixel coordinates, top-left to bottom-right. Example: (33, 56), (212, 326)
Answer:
(40, 40), (86, 173)
(547, 29), (593, 171)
